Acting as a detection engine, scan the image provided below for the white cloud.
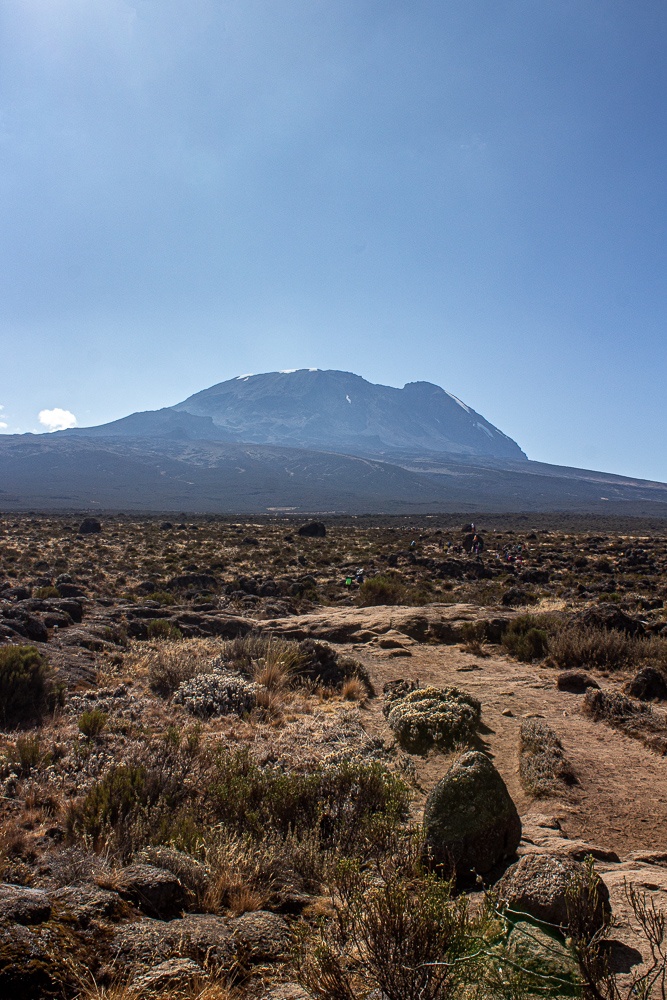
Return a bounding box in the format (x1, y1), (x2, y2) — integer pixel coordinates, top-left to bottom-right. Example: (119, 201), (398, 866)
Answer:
(38, 408), (77, 432)
(0, 422), (7, 430)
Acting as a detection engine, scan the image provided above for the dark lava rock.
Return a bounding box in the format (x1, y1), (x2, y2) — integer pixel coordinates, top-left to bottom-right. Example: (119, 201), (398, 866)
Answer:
(51, 885), (127, 928)
(626, 666), (667, 701)
(160, 522), (173, 530)
(575, 604), (645, 637)
(56, 583), (87, 598)
(230, 911), (291, 961)
(502, 588), (537, 607)
(167, 574), (217, 592)
(111, 913), (236, 970)
(297, 521), (326, 538)
(109, 864), (188, 919)
(0, 921), (84, 1000)
(77, 517), (101, 535)
(0, 884), (52, 925)
(495, 854), (611, 931)
(131, 958), (207, 994)
(556, 670), (600, 694)
(423, 751), (521, 885)
(521, 568), (550, 585)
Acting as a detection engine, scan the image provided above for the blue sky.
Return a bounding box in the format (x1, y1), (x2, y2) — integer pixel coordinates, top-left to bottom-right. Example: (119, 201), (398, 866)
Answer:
(1, 1), (666, 480)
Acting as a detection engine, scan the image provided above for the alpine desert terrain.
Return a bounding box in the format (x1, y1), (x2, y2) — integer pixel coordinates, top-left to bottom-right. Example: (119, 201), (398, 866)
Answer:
(2, 511), (667, 998)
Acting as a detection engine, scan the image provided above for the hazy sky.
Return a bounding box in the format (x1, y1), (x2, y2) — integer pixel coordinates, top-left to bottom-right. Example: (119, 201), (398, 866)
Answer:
(2, 1), (666, 480)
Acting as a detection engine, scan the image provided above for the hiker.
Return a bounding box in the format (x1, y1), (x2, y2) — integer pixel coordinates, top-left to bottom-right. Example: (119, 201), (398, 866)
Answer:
(356, 567), (365, 584)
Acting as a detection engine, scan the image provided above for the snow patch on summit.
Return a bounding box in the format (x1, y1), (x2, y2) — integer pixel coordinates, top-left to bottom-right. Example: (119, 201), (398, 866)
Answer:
(446, 392), (470, 413)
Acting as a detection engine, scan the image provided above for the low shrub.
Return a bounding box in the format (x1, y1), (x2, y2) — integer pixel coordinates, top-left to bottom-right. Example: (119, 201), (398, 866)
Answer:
(549, 624), (635, 672)
(173, 671), (258, 718)
(10, 734), (50, 777)
(384, 686), (481, 754)
(146, 640), (216, 695)
(358, 574), (406, 607)
(78, 709), (108, 739)
(149, 590), (177, 606)
(146, 618), (183, 641)
(209, 748), (410, 851)
(0, 645), (57, 728)
(67, 736), (205, 858)
(296, 848), (486, 1000)
(519, 719), (577, 797)
(502, 616), (550, 662)
(34, 585), (60, 599)
(582, 689), (667, 754)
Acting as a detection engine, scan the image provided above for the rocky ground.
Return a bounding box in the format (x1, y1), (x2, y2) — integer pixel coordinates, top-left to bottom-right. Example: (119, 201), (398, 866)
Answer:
(2, 512), (667, 999)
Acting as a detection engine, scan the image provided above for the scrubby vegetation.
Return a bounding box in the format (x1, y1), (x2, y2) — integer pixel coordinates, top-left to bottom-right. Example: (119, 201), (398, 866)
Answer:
(1, 512), (667, 998)
(0, 644), (57, 727)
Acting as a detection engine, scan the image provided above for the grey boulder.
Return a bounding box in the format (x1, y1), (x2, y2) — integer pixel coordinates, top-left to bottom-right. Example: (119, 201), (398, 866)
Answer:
(422, 751), (521, 884)
(495, 853), (611, 932)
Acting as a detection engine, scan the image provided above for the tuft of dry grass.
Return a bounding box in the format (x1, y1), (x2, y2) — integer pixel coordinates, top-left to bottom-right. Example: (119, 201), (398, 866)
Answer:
(583, 688), (667, 753)
(519, 719), (577, 797)
(340, 676), (369, 703)
(140, 638), (222, 695)
(203, 828), (323, 916)
(73, 976), (233, 1000)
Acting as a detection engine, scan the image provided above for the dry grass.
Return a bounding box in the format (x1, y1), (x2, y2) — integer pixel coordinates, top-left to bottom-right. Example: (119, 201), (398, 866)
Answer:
(203, 829), (323, 916)
(340, 676), (369, 703)
(519, 719), (577, 797)
(74, 976), (233, 1000)
(140, 638), (222, 695)
(218, 635), (304, 679)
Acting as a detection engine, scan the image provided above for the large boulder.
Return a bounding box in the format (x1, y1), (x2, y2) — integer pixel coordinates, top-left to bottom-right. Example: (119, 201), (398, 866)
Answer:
(626, 666), (667, 701)
(575, 604), (645, 637)
(495, 853), (611, 932)
(109, 864), (188, 919)
(556, 670), (599, 694)
(422, 751), (521, 885)
(78, 517), (101, 535)
(231, 911), (291, 961)
(0, 885), (51, 925)
(297, 521), (326, 538)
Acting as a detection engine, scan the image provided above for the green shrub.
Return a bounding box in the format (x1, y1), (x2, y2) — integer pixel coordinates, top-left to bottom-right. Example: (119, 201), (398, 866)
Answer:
(358, 574), (406, 607)
(384, 686), (481, 754)
(549, 625), (633, 672)
(296, 849), (483, 1000)
(78, 709), (108, 739)
(150, 591), (177, 606)
(67, 737), (204, 857)
(11, 734), (50, 776)
(0, 645), (55, 728)
(209, 748), (410, 850)
(34, 585), (60, 599)
(502, 616), (550, 662)
(147, 619), (183, 641)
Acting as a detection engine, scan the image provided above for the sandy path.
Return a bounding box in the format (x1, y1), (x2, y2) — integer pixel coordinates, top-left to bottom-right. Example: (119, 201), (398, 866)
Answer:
(348, 640), (667, 857)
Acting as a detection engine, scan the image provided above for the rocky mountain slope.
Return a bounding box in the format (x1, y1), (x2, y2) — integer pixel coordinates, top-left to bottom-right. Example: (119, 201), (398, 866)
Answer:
(1, 434), (667, 513)
(73, 369), (527, 462)
(2, 368), (666, 514)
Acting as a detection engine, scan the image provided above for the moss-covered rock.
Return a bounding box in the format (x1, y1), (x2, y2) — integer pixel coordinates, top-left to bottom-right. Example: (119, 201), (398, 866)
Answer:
(423, 750), (521, 884)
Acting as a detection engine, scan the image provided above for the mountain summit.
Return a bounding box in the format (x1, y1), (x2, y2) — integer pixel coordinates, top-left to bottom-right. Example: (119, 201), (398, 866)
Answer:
(168, 369), (526, 461)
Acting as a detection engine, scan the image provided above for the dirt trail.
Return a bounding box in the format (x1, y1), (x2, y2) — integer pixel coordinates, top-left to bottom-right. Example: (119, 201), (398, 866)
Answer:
(333, 631), (667, 858)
